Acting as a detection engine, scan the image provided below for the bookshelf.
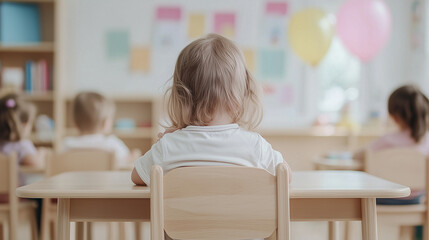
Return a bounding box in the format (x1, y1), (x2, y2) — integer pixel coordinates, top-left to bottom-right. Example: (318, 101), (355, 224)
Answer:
(0, 0), (62, 149)
(62, 95), (160, 153)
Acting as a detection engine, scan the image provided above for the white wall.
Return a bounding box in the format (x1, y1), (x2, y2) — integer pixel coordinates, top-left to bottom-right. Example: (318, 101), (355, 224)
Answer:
(63, 0), (426, 126)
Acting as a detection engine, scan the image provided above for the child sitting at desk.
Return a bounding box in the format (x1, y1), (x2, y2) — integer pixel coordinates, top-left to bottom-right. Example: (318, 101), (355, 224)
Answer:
(132, 33), (291, 187)
(63, 92), (138, 167)
(0, 93), (44, 186)
(354, 85), (429, 206)
(354, 85), (429, 159)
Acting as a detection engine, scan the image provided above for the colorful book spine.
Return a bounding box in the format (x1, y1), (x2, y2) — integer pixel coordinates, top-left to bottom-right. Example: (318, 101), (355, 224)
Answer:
(24, 60), (51, 92)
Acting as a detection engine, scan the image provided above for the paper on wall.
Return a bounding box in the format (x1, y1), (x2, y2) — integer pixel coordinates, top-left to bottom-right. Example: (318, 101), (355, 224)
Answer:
(213, 12), (236, 39)
(258, 49), (286, 80)
(153, 6), (184, 50)
(105, 30), (130, 59)
(130, 47), (151, 73)
(261, 1), (288, 47)
(242, 49), (256, 73)
(188, 13), (205, 39)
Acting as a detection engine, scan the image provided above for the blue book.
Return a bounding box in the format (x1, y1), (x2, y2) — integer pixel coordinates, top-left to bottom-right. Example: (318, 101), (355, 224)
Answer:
(0, 2), (41, 44)
(25, 61), (32, 92)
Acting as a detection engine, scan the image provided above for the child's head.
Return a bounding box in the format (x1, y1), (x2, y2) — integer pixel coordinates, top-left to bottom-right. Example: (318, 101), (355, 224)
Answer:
(0, 93), (36, 141)
(73, 92), (115, 134)
(388, 85), (429, 142)
(167, 34), (262, 129)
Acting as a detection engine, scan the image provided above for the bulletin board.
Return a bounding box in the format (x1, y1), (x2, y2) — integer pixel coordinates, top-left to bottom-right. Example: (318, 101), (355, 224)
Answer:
(64, 0), (308, 127)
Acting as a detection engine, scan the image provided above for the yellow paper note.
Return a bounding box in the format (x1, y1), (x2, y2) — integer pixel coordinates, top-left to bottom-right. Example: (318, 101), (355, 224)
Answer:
(242, 49), (256, 73)
(188, 14), (205, 38)
(130, 47), (150, 73)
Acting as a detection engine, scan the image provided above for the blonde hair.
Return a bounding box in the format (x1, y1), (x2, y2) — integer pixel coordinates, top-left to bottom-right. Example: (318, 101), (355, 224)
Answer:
(73, 92), (115, 133)
(166, 34), (263, 130)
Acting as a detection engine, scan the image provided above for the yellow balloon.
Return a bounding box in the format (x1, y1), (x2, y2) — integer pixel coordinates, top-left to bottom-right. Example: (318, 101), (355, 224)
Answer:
(288, 8), (335, 66)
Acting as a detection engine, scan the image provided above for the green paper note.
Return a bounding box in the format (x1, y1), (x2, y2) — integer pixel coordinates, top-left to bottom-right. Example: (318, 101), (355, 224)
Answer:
(258, 49), (286, 80)
(106, 30), (130, 59)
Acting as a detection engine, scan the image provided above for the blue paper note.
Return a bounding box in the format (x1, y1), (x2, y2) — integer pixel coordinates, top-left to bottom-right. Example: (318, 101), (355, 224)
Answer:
(258, 49), (286, 80)
(105, 30), (129, 59)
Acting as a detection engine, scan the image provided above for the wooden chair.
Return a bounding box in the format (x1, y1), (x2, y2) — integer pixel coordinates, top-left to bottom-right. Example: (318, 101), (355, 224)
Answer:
(364, 148), (428, 240)
(150, 163), (290, 240)
(0, 153), (38, 240)
(41, 149), (115, 240)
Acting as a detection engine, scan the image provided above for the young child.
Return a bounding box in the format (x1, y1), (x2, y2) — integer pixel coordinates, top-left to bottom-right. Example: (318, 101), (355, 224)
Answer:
(132, 34), (290, 186)
(0, 92), (44, 198)
(354, 85), (429, 159)
(63, 91), (138, 167)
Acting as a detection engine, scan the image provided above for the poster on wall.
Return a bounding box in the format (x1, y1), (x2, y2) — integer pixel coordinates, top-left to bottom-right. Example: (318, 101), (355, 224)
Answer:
(213, 12), (236, 39)
(261, 1), (288, 47)
(105, 30), (130, 60)
(188, 13), (206, 39)
(153, 6), (184, 51)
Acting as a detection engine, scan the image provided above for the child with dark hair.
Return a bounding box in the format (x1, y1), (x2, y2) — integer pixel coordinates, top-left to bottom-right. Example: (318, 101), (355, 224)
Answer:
(354, 85), (429, 159)
(0, 93), (44, 178)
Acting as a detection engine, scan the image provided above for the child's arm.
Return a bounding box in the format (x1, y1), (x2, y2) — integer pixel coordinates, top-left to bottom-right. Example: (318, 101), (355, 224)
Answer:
(131, 167), (146, 186)
(21, 148), (45, 168)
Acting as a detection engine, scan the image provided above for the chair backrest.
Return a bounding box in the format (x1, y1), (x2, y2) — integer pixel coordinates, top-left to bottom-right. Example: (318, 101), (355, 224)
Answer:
(0, 153), (17, 195)
(151, 163), (290, 240)
(0, 153), (19, 240)
(46, 149), (116, 176)
(365, 148), (427, 189)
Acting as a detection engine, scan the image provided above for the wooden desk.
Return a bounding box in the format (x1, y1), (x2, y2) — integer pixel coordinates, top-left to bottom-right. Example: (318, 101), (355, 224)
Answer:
(16, 171), (410, 240)
(313, 157), (364, 171)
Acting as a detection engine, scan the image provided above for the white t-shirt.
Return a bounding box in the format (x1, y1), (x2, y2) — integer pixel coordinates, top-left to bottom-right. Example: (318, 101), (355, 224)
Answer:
(134, 124), (285, 186)
(62, 134), (130, 167)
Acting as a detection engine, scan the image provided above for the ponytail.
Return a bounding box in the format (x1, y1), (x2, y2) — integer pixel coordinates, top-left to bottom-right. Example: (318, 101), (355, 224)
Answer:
(388, 85), (429, 142)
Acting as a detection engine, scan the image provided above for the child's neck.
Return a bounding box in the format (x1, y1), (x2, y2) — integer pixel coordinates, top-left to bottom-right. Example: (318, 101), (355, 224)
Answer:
(207, 112), (234, 126)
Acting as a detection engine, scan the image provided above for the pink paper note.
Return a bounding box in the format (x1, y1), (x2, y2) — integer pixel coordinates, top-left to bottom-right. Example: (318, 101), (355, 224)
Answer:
(214, 13), (235, 37)
(266, 2), (288, 16)
(156, 7), (182, 21)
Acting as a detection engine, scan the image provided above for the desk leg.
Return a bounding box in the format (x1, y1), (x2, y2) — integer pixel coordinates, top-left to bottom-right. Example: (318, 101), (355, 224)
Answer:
(329, 221), (339, 240)
(57, 198), (70, 240)
(361, 198), (377, 240)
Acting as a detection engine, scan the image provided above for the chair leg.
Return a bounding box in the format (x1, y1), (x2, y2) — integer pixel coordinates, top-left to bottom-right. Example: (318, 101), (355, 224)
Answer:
(50, 220), (56, 240)
(86, 222), (92, 240)
(0, 223), (4, 240)
(29, 209), (38, 240)
(75, 222), (84, 240)
(424, 223), (429, 240)
(134, 222), (141, 240)
(118, 222), (126, 240)
(329, 221), (340, 240)
(41, 199), (51, 240)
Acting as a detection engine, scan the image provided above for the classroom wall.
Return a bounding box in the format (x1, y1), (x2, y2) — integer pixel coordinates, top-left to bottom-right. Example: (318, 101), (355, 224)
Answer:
(63, 0), (425, 128)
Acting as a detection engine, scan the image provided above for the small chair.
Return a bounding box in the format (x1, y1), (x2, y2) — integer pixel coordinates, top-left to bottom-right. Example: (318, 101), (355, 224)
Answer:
(0, 153), (38, 240)
(150, 163), (290, 240)
(41, 149), (115, 240)
(364, 148), (428, 240)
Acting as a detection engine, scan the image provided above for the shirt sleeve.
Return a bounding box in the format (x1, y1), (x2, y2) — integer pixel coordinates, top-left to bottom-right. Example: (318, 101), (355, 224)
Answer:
(18, 140), (37, 164)
(108, 136), (130, 166)
(258, 135), (285, 175)
(134, 139), (164, 186)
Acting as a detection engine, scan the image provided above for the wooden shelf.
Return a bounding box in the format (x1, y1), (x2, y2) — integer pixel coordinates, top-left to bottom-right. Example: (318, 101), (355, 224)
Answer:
(0, 42), (54, 52)
(22, 92), (54, 101)
(65, 128), (153, 139)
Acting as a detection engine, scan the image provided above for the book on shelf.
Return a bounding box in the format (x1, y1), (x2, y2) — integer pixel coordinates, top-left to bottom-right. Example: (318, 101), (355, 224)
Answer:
(25, 60), (52, 92)
(0, 2), (41, 44)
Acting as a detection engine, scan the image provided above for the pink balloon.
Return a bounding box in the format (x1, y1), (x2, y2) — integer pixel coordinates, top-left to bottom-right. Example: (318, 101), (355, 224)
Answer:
(337, 0), (392, 62)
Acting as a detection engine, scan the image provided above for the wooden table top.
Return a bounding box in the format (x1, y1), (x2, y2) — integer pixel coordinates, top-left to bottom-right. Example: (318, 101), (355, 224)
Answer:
(313, 158), (364, 171)
(16, 171), (410, 199)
